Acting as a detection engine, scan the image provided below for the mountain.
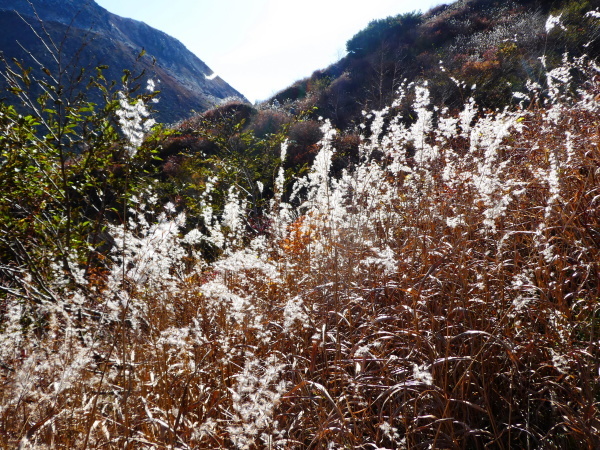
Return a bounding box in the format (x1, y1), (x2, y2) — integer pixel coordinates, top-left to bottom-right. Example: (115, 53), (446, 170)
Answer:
(0, 0), (246, 123)
(160, 0), (600, 179)
(268, 0), (600, 130)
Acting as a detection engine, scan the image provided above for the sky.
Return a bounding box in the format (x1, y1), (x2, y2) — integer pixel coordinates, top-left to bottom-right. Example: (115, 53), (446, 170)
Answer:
(94, 0), (445, 103)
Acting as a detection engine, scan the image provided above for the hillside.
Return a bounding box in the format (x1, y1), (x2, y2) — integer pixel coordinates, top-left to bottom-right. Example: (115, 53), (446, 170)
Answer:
(158, 0), (600, 192)
(271, 0), (600, 130)
(0, 0), (246, 123)
(1, 0), (600, 448)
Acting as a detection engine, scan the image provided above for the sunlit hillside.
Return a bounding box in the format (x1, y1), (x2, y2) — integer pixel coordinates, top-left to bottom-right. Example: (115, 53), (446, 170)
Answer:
(271, 0), (600, 130)
(1, 1), (600, 449)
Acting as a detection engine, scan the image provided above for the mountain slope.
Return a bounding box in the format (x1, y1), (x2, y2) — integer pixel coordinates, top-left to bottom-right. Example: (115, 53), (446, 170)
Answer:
(269, 0), (600, 130)
(0, 0), (246, 123)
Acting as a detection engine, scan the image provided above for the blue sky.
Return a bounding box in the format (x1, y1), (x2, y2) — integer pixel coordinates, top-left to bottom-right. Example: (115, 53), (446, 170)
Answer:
(94, 0), (444, 103)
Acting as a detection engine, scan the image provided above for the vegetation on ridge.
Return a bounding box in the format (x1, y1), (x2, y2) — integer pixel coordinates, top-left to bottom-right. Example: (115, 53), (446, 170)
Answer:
(270, 0), (600, 130)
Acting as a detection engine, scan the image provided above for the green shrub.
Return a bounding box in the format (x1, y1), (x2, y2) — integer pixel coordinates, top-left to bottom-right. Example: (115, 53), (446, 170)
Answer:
(346, 11), (422, 57)
(0, 46), (159, 299)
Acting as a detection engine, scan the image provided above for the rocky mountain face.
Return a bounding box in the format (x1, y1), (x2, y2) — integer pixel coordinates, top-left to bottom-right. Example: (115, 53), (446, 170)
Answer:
(0, 0), (246, 123)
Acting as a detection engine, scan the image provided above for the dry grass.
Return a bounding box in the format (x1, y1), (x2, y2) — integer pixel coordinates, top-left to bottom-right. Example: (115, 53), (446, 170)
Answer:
(1, 54), (600, 450)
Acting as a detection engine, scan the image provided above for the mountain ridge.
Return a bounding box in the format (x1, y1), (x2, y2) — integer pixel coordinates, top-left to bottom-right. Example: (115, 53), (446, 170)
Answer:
(266, 0), (600, 130)
(0, 0), (247, 123)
